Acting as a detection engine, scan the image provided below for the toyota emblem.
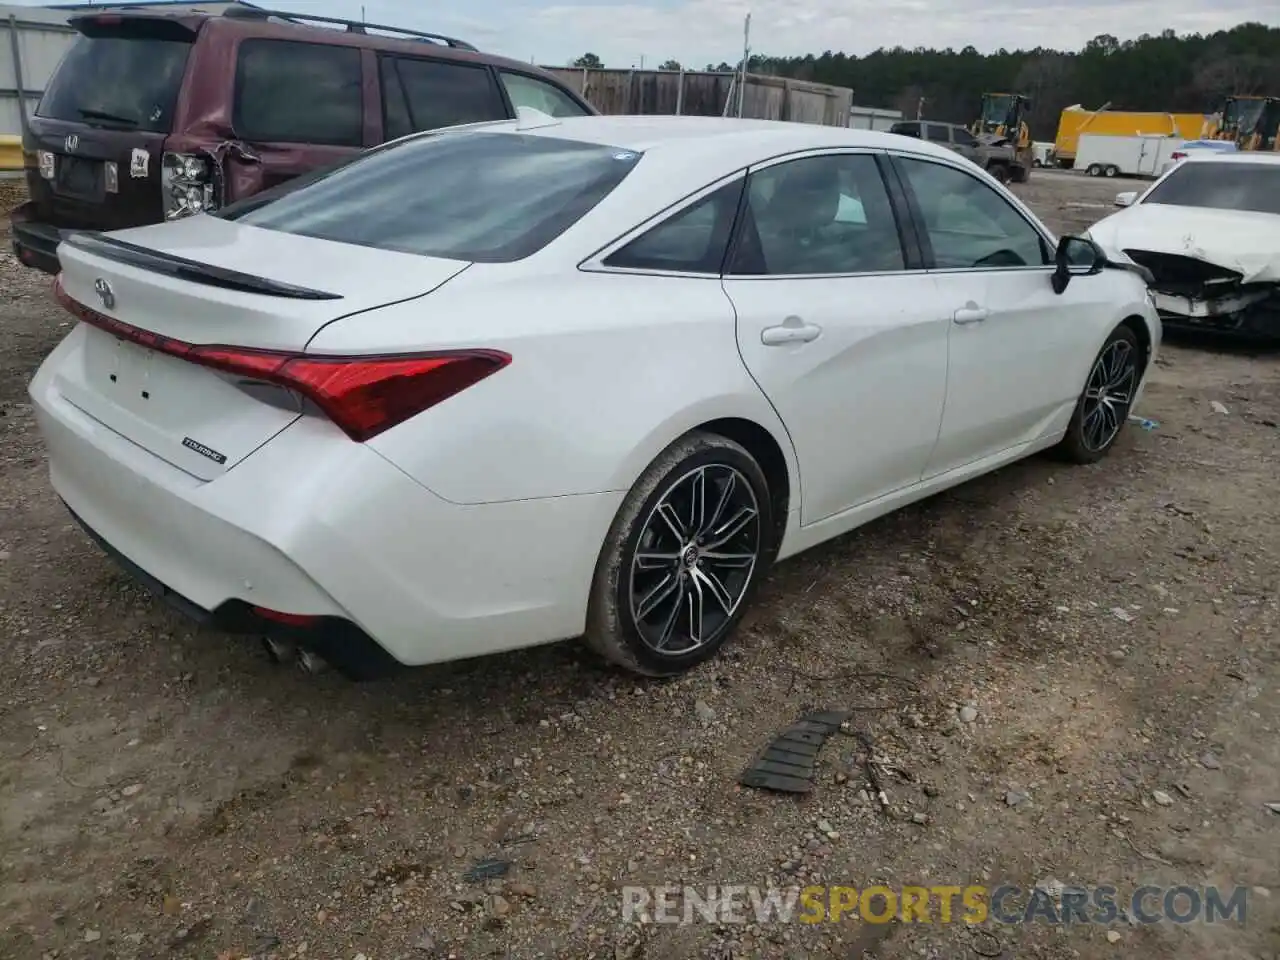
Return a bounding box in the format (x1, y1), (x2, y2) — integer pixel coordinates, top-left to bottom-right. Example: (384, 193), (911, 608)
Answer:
(94, 278), (115, 310)
(64, 134), (79, 153)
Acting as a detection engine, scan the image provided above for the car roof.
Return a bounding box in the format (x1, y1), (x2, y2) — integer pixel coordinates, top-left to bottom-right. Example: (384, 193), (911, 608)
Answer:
(1182, 151), (1280, 165)
(74, 7), (553, 77)
(476, 114), (961, 162)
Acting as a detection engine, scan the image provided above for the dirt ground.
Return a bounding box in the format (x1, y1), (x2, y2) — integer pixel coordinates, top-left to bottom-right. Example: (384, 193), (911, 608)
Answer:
(1, 171), (1277, 960)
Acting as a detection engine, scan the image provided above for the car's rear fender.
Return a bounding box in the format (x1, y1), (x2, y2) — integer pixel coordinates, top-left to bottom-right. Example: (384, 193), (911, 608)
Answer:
(307, 264), (803, 512)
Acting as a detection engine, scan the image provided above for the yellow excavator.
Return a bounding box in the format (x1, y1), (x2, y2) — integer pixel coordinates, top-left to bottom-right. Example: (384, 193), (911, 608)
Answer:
(1202, 95), (1280, 149)
(971, 93), (1033, 181)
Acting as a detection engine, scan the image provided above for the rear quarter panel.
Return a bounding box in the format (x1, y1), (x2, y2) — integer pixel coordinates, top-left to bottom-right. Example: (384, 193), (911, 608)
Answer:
(305, 264), (801, 507)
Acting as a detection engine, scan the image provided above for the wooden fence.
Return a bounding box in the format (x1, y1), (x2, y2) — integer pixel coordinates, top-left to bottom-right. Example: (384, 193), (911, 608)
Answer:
(541, 68), (853, 127)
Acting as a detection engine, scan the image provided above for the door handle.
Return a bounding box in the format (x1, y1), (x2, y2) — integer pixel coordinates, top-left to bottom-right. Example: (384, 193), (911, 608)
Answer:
(761, 317), (822, 346)
(953, 305), (990, 325)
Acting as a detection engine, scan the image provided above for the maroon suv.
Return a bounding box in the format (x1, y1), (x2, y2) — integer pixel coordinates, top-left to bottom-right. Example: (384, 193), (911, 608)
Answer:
(12, 7), (596, 274)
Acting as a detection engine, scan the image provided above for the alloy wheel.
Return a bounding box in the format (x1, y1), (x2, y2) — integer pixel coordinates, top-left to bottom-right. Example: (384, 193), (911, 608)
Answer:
(1081, 338), (1137, 451)
(628, 464), (761, 656)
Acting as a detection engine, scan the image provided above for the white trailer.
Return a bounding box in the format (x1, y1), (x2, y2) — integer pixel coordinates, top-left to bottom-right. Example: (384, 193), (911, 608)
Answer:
(1074, 133), (1184, 179)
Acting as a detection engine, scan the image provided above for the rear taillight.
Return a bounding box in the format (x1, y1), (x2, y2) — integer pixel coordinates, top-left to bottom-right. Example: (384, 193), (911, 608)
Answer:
(1170, 152), (1187, 161)
(161, 152), (216, 221)
(54, 277), (510, 442)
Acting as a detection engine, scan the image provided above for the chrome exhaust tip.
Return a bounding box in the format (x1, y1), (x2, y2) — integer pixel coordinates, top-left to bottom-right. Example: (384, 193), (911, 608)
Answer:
(262, 636), (297, 665)
(297, 648), (329, 675)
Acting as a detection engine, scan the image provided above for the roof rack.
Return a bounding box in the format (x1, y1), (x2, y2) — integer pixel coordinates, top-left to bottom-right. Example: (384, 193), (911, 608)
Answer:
(221, 7), (478, 51)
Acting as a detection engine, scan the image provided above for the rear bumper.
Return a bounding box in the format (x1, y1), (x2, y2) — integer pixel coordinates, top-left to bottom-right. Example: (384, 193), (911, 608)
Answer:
(68, 506), (399, 679)
(10, 203), (63, 275)
(30, 332), (624, 673)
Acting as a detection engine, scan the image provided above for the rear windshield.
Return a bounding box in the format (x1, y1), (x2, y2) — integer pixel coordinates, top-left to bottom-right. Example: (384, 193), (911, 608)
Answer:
(225, 132), (643, 263)
(38, 30), (192, 133)
(1143, 161), (1280, 216)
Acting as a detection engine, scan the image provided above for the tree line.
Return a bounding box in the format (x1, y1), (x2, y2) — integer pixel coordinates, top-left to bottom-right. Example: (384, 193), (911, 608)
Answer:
(573, 23), (1280, 138)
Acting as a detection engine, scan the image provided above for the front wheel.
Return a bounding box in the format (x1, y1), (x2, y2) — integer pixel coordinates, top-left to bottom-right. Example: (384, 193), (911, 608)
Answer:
(1086, 163), (1103, 177)
(989, 164), (1011, 184)
(584, 432), (775, 676)
(1055, 325), (1142, 464)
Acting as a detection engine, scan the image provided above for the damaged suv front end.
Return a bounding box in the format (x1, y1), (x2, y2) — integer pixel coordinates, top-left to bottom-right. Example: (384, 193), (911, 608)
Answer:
(1086, 155), (1280, 338)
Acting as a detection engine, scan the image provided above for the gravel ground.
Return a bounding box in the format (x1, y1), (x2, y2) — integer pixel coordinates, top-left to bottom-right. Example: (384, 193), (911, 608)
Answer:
(1, 172), (1278, 960)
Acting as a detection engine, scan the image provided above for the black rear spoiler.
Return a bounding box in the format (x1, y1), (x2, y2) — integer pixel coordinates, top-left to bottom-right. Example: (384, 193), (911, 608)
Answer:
(61, 232), (342, 301)
(69, 13), (203, 41)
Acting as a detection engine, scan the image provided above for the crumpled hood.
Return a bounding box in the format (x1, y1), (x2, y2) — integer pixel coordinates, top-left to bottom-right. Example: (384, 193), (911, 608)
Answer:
(1088, 204), (1280, 283)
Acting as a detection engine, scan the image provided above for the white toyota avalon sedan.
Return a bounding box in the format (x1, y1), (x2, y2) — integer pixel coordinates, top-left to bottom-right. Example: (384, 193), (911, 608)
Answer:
(30, 114), (1160, 679)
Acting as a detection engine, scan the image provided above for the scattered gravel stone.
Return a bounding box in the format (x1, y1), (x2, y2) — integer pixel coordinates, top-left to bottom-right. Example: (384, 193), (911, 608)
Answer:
(1199, 753), (1221, 770)
(1152, 790), (1174, 807)
(958, 706), (978, 723)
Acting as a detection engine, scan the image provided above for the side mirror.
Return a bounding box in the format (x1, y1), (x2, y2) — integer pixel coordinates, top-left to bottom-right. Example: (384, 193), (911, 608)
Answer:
(1114, 191), (1137, 207)
(1052, 235), (1107, 295)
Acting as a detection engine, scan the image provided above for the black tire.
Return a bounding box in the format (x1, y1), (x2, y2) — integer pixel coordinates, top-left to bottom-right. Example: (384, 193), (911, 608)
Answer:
(1055, 324), (1143, 464)
(989, 164), (1011, 184)
(584, 431), (775, 676)
(1104, 164), (1119, 177)
(1011, 164), (1029, 184)
(1086, 163), (1103, 177)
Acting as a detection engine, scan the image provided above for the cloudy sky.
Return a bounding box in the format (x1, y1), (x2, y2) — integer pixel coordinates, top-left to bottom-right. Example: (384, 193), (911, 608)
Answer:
(18, 0), (1280, 69)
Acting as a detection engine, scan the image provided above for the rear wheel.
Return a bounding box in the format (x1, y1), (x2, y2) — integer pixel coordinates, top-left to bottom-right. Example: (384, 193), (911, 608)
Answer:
(1086, 163), (1103, 177)
(989, 164), (1011, 184)
(1103, 164), (1119, 177)
(1056, 325), (1142, 464)
(585, 432), (774, 676)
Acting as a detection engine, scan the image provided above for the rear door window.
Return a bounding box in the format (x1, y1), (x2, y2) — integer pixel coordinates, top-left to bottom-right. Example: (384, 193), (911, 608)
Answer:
(37, 26), (193, 133)
(500, 72), (592, 118)
(728, 153), (906, 276)
(235, 39), (363, 146)
(381, 56), (507, 136)
(925, 124), (952, 144)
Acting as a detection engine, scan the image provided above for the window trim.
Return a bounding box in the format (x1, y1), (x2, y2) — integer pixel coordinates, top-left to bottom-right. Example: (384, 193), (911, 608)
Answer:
(723, 147), (920, 281)
(579, 170), (750, 278)
(924, 123), (952, 144)
(232, 37), (365, 147)
(497, 69), (596, 118)
(376, 52), (508, 136)
(886, 151), (1057, 273)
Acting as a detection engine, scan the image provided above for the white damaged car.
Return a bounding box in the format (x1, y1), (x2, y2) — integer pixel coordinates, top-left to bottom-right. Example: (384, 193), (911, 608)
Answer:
(1089, 152), (1280, 338)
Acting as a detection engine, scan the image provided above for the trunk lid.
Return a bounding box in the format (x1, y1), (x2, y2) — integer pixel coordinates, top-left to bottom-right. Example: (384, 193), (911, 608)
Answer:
(53, 217), (471, 480)
(25, 15), (200, 230)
